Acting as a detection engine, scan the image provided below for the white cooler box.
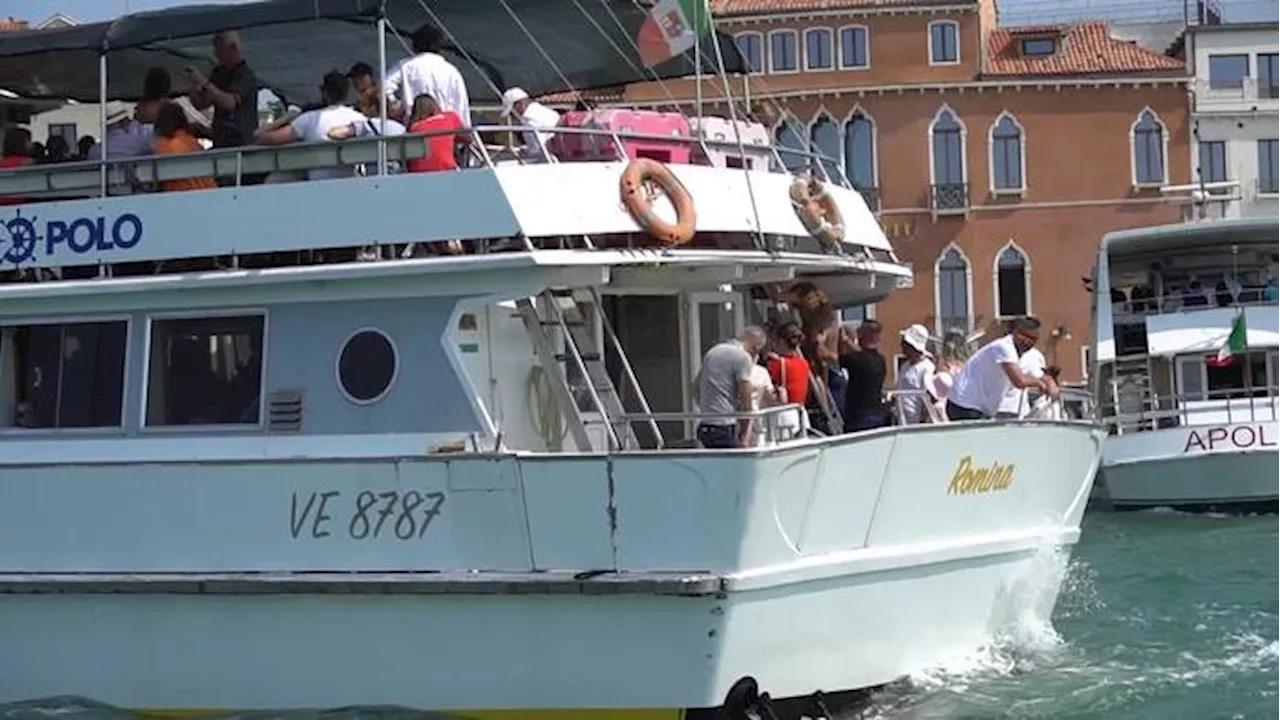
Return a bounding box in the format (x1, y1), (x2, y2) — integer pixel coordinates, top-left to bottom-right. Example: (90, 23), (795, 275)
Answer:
(690, 117), (773, 170)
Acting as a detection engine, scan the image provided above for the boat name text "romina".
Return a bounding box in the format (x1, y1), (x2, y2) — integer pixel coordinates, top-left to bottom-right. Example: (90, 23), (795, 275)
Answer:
(1182, 424), (1276, 453)
(947, 456), (1015, 495)
(289, 490), (446, 541)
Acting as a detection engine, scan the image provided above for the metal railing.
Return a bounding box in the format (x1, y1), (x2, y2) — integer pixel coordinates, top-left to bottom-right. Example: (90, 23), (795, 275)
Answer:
(616, 403), (808, 449)
(1110, 289), (1277, 320)
(885, 387), (1089, 425)
(0, 123), (856, 201)
(931, 183), (969, 213)
(1101, 385), (1280, 434)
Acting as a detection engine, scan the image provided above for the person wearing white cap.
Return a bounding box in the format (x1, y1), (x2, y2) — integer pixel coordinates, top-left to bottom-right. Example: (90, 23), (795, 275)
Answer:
(500, 87), (561, 161)
(895, 324), (938, 424)
(86, 101), (154, 162)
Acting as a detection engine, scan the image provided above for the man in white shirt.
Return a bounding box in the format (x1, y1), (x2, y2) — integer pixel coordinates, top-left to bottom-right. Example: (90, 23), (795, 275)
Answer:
(501, 87), (561, 161)
(996, 338), (1047, 419)
(385, 24), (470, 126)
(946, 317), (1058, 421)
(895, 324), (937, 424)
(255, 71), (366, 180)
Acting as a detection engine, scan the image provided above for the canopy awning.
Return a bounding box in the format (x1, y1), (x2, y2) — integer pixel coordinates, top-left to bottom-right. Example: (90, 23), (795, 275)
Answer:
(0, 0), (746, 106)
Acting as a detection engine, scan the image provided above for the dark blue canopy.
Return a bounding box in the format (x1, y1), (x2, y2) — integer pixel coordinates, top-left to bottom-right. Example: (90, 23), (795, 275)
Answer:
(0, 0), (745, 106)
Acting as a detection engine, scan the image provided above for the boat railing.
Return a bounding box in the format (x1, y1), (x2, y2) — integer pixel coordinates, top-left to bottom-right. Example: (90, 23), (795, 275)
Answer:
(0, 123), (852, 203)
(1102, 385), (1280, 434)
(884, 388), (1089, 425)
(617, 403), (808, 449)
(1110, 290), (1277, 322)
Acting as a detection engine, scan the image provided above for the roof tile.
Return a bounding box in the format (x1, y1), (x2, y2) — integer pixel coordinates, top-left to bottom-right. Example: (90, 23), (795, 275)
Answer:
(709, 0), (950, 16)
(985, 22), (1184, 76)
(0, 17), (29, 31)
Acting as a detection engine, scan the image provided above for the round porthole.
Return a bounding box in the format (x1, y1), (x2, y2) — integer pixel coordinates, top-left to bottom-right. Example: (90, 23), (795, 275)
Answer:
(337, 328), (398, 405)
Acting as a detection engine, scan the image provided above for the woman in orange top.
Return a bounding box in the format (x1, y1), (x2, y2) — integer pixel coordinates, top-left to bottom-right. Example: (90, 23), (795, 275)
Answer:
(151, 102), (217, 192)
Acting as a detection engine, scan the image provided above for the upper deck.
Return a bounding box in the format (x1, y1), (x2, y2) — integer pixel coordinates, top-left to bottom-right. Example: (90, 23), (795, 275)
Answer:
(1092, 217), (1279, 431)
(0, 124), (899, 297)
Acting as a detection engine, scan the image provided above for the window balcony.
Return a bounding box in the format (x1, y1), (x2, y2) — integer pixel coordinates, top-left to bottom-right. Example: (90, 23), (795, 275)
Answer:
(931, 182), (969, 214)
(1194, 78), (1279, 111)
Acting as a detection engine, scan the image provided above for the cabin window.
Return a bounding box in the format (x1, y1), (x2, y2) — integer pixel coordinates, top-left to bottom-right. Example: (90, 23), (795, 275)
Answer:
(144, 314), (265, 427)
(1, 320), (127, 429)
(337, 328), (398, 404)
(1206, 351), (1270, 399)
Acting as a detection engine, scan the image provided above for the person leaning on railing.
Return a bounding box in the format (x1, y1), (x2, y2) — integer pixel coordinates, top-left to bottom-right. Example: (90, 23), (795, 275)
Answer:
(945, 317), (1059, 422)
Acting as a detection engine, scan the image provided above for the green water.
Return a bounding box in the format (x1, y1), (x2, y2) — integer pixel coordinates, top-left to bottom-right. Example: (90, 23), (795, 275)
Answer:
(862, 511), (1279, 719)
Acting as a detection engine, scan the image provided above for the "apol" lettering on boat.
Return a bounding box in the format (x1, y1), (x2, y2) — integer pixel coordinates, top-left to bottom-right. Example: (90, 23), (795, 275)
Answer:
(947, 455), (1015, 495)
(1182, 424), (1276, 453)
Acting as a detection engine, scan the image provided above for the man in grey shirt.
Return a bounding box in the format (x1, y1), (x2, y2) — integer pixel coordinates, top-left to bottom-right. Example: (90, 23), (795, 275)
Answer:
(694, 326), (767, 449)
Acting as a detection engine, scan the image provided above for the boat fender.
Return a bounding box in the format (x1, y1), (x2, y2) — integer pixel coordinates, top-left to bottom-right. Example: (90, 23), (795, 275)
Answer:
(789, 177), (845, 249)
(619, 158), (697, 246)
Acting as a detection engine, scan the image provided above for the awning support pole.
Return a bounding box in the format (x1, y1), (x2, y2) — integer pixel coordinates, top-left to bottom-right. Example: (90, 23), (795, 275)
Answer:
(377, 10), (389, 176)
(98, 52), (107, 196)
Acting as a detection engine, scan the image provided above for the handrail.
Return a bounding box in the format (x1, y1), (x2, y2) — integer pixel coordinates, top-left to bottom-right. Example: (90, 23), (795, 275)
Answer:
(0, 123), (855, 199)
(1101, 385), (1280, 433)
(617, 403), (806, 447)
(1110, 291), (1277, 320)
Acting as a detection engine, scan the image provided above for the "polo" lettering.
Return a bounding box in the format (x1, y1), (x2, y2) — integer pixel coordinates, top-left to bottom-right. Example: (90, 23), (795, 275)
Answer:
(947, 455), (1016, 495)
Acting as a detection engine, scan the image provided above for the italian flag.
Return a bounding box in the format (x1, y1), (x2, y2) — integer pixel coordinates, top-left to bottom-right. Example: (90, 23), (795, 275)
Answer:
(637, 0), (713, 68)
(1206, 313), (1247, 367)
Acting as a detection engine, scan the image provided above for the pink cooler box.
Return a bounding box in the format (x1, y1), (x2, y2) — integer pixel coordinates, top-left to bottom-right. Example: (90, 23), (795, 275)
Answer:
(552, 110), (692, 164)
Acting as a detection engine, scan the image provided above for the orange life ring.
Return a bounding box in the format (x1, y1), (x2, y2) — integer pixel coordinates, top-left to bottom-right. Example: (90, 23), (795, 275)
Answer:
(619, 158), (696, 246)
(789, 177), (845, 248)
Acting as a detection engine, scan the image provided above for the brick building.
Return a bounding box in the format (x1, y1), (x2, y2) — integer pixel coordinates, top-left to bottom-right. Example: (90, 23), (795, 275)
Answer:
(550, 0), (1193, 382)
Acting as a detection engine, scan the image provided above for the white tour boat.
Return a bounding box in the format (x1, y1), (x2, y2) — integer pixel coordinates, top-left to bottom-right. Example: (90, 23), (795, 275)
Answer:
(0, 2), (1105, 717)
(1090, 216), (1279, 512)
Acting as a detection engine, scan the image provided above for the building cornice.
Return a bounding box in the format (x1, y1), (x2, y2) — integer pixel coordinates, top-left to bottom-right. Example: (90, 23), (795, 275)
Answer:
(562, 76), (1190, 108)
(718, 4), (977, 24)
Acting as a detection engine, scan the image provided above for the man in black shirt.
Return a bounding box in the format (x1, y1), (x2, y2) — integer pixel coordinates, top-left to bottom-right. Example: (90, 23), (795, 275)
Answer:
(840, 319), (887, 432)
(184, 31), (261, 183)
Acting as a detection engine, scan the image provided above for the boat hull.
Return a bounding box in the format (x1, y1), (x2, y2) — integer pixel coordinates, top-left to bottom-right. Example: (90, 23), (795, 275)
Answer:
(1095, 422), (1279, 512)
(0, 421), (1103, 713)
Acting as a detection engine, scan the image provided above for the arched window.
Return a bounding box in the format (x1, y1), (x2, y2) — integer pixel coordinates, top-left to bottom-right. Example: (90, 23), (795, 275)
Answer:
(774, 116), (807, 172)
(995, 243), (1030, 318)
(809, 111), (841, 181)
(989, 113), (1024, 192)
(1132, 109), (1166, 186)
(935, 246), (971, 333)
(843, 112), (876, 189)
(930, 107), (966, 210)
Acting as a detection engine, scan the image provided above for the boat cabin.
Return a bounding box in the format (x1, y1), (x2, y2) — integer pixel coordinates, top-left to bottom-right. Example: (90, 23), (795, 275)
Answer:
(1092, 217), (1280, 433)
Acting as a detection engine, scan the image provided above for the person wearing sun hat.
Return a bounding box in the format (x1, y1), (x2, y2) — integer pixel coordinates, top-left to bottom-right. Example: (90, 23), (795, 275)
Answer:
(86, 101), (154, 162)
(895, 324), (938, 424)
(500, 86), (560, 161)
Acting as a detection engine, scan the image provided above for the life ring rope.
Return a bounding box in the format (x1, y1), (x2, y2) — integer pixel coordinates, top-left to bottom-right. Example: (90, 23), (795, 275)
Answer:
(619, 158), (697, 246)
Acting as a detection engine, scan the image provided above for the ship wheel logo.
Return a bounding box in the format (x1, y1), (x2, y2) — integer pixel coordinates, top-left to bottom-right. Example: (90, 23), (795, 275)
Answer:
(0, 212), (38, 265)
